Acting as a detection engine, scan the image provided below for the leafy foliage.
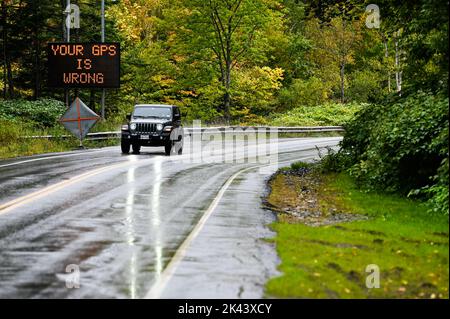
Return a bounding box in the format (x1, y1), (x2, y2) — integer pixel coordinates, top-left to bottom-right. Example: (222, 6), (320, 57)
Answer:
(231, 66), (284, 118)
(328, 92), (449, 214)
(419, 158), (449, 215)
(278, 77), (331, 109)
(269, 102), (363, 126)
(0, 98), (65, 127)
(375, 0), (449, 93)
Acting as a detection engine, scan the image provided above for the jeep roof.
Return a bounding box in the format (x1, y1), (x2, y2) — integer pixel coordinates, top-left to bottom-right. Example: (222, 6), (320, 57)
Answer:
(134, 104), (175, 108)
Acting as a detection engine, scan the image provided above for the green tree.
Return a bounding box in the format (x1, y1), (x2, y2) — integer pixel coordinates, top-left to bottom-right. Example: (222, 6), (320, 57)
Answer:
(306, 16), (363, 103)
(373, 0), (448, 93)
(173, 0), (282, 122)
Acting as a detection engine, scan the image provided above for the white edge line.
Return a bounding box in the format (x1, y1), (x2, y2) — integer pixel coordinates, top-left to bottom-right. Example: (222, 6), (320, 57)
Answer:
(0, 148), (113, 169)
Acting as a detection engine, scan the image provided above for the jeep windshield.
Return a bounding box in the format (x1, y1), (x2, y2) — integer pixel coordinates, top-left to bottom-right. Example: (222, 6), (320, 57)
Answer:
(133, 106), (172, 119)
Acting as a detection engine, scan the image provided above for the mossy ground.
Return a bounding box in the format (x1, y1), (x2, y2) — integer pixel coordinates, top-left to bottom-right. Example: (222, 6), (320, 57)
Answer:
(265, 167), (449, 299)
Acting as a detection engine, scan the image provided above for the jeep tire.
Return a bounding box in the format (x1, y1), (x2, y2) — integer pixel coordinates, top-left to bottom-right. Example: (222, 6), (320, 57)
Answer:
(132, 143), (141, 154)
(121, 140), (130, 154)
(165, 141), (173, 156)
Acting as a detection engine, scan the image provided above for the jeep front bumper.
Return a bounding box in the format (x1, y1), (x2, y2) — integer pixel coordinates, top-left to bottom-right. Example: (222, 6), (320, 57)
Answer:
(121, 131), (172, 146)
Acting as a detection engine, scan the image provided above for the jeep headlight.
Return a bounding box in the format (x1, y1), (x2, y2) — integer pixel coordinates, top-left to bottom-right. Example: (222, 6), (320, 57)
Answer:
(156, 124), (163, 131)
(130, 123), (137, 131)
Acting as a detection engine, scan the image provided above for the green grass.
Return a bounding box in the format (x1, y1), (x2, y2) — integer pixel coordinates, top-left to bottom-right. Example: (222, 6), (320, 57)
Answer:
(266, 172), (449, 299)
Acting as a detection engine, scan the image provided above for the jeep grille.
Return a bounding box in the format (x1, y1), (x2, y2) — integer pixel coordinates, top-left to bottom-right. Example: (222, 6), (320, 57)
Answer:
(136, 123), (157, 133)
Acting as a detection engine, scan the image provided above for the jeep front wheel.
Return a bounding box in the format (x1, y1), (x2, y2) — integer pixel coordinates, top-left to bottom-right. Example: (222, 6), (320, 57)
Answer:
(165, 141), (173, 156)
(121, 140), (130, 154)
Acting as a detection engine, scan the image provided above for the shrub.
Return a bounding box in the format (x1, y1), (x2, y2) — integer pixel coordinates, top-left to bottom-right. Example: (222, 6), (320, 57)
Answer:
(419, 157), (449, 215)
(290, 161), (311, 170)
(347, 70), (385, 103)
(269, 102), (364, 126)
(231, 66), (284, 117)
(0, 118), (22, 145)
(278, 77), (332, 109)
(0, 98), (65, 127)
(332, 91), (449, 214)
(317, 147), (351, 173)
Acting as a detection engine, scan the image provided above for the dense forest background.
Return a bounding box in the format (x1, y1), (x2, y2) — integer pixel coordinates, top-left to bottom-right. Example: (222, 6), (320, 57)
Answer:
(0, 0), (446, 122)
(0, 0), (448, 214)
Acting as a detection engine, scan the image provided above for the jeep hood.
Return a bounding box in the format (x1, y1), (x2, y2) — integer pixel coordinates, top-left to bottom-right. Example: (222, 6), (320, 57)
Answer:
(130, 118), (170, 124)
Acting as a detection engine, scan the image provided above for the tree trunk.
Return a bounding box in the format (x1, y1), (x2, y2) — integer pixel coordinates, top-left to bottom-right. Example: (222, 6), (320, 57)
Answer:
(2, 1), (14, 99)
(2, 1), (7, 99)
(89, 89), (96, 112)
(32, 1), (41, 100)
(33, 40), (41, 100)
(224, 61), (231, 123)
(223, 37), (232, 124)
(223, 91), (231, 124)
(340, 61), (345, 103)
(394, 32), (402, 96)
(6, 56), (13, 98)
(383, 39), (391, 93)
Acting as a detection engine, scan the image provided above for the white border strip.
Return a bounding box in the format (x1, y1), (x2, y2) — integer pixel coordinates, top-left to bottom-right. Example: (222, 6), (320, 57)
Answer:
(0, 149), (112, 169)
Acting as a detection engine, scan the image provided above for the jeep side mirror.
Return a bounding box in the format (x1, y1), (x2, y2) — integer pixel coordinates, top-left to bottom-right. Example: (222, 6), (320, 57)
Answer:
(126, 113), (131, 121)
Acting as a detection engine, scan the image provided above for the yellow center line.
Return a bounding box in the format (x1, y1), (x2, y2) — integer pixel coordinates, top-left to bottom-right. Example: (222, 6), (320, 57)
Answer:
(0, 161), (133, 215)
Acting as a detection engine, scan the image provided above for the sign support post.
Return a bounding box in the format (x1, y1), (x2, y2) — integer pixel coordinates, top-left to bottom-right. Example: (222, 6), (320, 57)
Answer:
(52, 2), (120, 148)
(64, 0), (71, 108)
(101, 0), (106, 120)
(59, 97), (100, 149)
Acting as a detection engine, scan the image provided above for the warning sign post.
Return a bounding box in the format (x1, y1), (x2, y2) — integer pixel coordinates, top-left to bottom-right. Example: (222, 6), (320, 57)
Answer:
(60, 97), (100, 147)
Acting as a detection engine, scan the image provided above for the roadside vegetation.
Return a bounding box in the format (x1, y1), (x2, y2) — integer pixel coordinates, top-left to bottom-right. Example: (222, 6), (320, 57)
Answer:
(265, 162), (449, 298)
(2, 1), (446, 164)
(0, 99), (120, 160)
(324, 92), (449, 215)
(266, 102), (363, 127)
(0, 120), (119, 160)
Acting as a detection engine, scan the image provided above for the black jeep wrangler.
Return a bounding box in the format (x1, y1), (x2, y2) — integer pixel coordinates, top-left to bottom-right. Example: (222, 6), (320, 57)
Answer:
(121, 104), (184, 155)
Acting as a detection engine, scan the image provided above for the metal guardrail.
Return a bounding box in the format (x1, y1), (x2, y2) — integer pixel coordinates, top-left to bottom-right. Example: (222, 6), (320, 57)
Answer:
(23, 126), (344, 141)
(187, 126), (345, 134)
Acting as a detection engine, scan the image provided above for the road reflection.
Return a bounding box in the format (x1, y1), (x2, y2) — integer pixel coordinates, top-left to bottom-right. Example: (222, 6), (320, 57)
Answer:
(125, 157), (137, 298)
(123, 155), (164, 298)
(151, 157), (163, 280)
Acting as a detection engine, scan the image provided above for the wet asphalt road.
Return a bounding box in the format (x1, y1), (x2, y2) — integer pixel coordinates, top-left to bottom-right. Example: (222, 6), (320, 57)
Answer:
(0, 136), (341, 298)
